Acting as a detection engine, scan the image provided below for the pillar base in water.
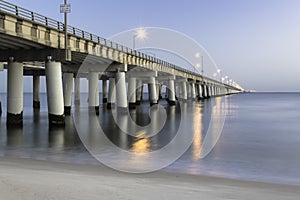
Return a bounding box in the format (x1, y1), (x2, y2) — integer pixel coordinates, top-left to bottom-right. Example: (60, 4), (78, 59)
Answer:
(117, 107), (128, 113)
(107, 103), (115, 109)
(7, 112), (23, 127)
(168, 100), (176, 106)
(89, 106), (99, 115)
(33, 101), (40, 109)
(64, 106), (71, 115)
(103, 98), (108, 104)
(136, 100), (141, 105)
(48, 114), (65, 126)
(129, 102), (136, 109)
(150, 102), (158, 107)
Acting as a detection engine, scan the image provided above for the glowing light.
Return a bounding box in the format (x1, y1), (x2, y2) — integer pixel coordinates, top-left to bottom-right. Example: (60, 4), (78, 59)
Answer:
(134, 27), (148, 40)
(195, 52), (201, 58)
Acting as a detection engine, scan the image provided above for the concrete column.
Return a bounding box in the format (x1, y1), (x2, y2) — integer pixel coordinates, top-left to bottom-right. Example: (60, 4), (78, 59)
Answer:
(202, 84), (207, 98)
(102, 79), (108, 103)
(63, 73), (73, 115)
(107, 77), (116, 109)
(88, 72), (99, 115)
(45, 58), (65, 126)
(168, 79), (176, 105)
(116, 71), (128, 109)
(136, 79), (142, 105)
(148, 77), (157, 106)
(191, 82), (196, 100)
(7, 58), (23, 126)
(181, 81), (188, 101)
(128, 77), (136, 109)
(33, 75), (40, 109)
(159, 84), (162, 100)
(206, 84), (211, 98)
(74, 77), (80, 105)
(155, 81), (160, 101)
(198, 83), (203, 100)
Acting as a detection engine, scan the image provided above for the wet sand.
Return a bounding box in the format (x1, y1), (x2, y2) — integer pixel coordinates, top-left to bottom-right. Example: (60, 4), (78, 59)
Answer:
(0, 157), (299, 200)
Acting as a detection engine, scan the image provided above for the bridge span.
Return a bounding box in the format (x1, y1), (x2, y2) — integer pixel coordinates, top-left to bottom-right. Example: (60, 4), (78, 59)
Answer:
(0, 0), (243, 126)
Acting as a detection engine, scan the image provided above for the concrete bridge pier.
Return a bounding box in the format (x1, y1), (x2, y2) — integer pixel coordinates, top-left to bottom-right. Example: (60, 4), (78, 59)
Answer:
(107, 77), (116, 109)
(63, 73), (73, 115)
(148, 77), (157, 106)
(7, 57), (23, 127)
(202, 84), (207, 98)
(191, 82), (196, 100)
(45, 57), (65, 126)
(128, 77), (136, 109)
(74, 77), (80, 105)
(168, 79), (176, 105)
(197, 83), (203, 100)
(88, 72), (99, 115)
(116, 71), (128, 110)
(181, 81), (188, 101)
(33, 75), (40, 109)
(102, 79), (108, 103)
(136, 79), (143, 105)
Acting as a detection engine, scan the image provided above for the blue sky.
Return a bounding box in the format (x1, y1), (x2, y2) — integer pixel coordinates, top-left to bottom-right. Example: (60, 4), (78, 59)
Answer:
(2, 0), (300, 92)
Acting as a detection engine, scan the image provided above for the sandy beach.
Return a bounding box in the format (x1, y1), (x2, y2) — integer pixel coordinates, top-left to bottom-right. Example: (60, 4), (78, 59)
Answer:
(0, 157), (299, 200)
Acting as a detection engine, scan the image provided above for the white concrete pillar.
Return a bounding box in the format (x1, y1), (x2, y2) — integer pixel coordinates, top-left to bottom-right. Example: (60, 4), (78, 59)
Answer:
(148, 77), (157, 106)
(33, 75), (40, 109)
(155, 81), (160, 101)
(181, 81), (188, 101)
(102, 79), (108, 103)
(88, 72), (99, 114)
(128, 77), (136, 109)
(136, 79), (142, 105)
(116, 71), (128, 109)
(107, 77), (116, 109)
(197, 83), (203, 100)
(168, 79), (176, 105)
(191, 82), (196, 100)
(207, 84), (211, 98)
(63, 73), (73, 115)
(202, 84), (207, 98)
(74, 77), (80, 105)
(7, 58), (23, 126)
(45, 58), (65, 126)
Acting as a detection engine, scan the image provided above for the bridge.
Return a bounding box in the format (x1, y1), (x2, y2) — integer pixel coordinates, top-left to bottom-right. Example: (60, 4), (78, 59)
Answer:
(0, 0), (243, 126)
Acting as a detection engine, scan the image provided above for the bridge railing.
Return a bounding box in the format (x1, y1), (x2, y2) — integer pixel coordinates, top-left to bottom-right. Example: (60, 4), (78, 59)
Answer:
(0, 0), (204, 78)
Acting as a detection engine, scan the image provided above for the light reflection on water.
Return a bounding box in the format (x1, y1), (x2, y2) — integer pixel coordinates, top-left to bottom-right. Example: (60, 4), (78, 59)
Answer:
(1, 93), (300, 185)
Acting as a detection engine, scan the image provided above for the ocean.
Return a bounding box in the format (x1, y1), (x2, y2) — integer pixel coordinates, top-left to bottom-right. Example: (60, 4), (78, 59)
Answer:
(1, 92), (300, 185)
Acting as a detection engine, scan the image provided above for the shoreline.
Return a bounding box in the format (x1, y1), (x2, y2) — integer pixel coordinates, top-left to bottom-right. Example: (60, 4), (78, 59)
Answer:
(1, 157), (300, 200)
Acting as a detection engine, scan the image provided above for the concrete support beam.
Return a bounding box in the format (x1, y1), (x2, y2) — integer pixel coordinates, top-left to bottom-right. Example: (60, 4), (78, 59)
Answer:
(128, 77), (136, 109)
(33, 75), (40, 109)
(116, 71), (128, 109)
(107, 78), (116, 109)
(74, 77), (80, 105)
(148, 77), (157, 106)
(191, 82), (196, 100)
(136, 79), (143, 105)
(7, 58), (23, 126)
(102, 79), (108, 103)
(88, 72), (99, 115)
(45, 58), (65, 126)
(168, 79), (176, 105)
(181, 81), (188, 101)
(63, 73), (73, 115)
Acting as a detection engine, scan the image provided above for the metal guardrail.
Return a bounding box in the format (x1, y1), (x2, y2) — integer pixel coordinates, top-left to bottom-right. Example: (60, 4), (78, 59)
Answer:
(0, 0), (211, 79)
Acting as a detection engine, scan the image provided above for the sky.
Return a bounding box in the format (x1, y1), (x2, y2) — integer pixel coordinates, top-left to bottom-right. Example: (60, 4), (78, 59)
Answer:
(1, 0), (300, 92)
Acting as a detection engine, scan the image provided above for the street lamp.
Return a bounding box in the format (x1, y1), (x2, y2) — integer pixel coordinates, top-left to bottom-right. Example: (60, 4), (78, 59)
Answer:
(133, 27), (147, 50)
(60, 0), (71, 61)
(217, 69), (222, 82)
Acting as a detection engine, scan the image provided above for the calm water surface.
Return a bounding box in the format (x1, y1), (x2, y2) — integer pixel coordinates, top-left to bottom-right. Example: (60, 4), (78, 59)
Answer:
(0, 93), (300, 185)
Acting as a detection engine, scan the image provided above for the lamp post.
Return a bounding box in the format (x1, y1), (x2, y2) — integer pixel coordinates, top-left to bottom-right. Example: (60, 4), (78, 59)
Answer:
(60, 0), (71, 61)
(217, 69), (222, 82)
